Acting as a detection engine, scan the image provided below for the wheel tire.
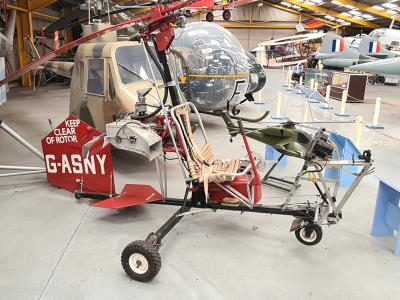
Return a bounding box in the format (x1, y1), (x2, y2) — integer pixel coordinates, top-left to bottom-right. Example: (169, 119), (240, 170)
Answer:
(206, 12), (214, 22)
(376, 76), (385, 84)
(368, 77), (376, 85)
(222, 10), (231, 21)
(295, 224), (323, 246)
(121, 240), (161, 282)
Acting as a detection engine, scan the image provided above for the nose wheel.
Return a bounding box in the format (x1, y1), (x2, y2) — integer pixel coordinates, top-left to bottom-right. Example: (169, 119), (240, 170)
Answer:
(294, 224), (323, 246)
(121, 240), (161, 282)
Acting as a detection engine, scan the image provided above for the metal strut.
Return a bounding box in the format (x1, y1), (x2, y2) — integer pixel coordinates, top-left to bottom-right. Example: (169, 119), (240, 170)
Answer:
(262, 153), (300, 192)
(0, 119), (45, 177)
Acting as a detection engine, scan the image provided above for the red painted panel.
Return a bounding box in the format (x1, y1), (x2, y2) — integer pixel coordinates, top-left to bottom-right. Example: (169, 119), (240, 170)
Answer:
(93, 184), (163, 208)
(41, 115), (115, 195)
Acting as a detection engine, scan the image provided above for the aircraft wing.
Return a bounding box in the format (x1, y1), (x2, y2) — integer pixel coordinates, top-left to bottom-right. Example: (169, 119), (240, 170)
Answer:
(258, 32), (325, 47)
(349, 57), (400, 76)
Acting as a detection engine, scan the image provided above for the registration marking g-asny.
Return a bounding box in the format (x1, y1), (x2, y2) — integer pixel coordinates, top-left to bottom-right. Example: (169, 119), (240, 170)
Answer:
(45, 154), (107, 175)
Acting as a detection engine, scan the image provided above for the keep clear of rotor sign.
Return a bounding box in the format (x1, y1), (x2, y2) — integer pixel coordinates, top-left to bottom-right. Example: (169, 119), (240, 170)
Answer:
(41, 115), (115, 195)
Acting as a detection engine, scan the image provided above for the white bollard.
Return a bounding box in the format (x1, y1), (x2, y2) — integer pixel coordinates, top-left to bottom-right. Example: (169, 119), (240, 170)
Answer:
(325, 85), (331, 101)
(302, 101), (309, 123)
(272, 91), (284, 119)
(321, 85), (331, 109)
(335, 90), (350, 117)
(310, 78), (315, 89)
(367, 96), (384, 129)
(255, 89), (264, 105)
(285, 69), (293, 90)
(296, 75), (304, 94)
(314, 81), (319, 91)
(355, 115), (364, 148)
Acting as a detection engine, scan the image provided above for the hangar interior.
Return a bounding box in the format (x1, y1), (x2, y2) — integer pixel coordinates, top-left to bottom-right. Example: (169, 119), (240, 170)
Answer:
(0, 0), (400, 299)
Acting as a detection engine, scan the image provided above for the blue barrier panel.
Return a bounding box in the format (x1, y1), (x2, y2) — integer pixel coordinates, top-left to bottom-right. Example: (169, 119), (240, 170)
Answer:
(325, 133), (361, 187)
(371, 178), (400, 256)
(264, 145), (287, 167)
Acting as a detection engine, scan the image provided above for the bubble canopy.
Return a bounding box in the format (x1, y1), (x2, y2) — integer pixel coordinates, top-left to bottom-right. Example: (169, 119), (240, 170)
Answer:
(172, 22), (250, 111)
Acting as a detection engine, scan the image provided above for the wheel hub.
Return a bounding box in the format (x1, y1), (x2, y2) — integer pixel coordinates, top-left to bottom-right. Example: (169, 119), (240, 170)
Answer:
(129, 253), (149, 274)
(301, 228), (317, 242)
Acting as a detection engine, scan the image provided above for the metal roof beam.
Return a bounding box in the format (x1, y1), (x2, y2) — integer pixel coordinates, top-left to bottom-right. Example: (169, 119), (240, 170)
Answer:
(29, 0), (57, 11)
(283, 0), (380, 29)
(263, 1), (336, 27)
(330, 0), (400, 22)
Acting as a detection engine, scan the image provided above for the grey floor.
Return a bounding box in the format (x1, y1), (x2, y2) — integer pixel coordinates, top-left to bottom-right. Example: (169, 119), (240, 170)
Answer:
(1, 70), (400, 300)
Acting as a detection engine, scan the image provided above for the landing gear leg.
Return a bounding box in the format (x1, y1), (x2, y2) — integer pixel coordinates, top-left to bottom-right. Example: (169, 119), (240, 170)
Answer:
(121, 194), (191, 281)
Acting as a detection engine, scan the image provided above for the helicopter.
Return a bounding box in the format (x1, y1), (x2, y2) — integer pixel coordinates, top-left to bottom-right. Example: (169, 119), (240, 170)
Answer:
(30, 1), (372, 283)
(65, 21), (267, 132)
(221, 112), (334, 160)
(22, 1), (267, 132)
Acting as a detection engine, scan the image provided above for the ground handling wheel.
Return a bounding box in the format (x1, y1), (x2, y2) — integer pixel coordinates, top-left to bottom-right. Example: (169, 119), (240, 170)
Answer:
(222, 10), (231, 21)
(295, 224), (323, 246)
(206, 11), (214, 22)
(121, 240), (161, 282)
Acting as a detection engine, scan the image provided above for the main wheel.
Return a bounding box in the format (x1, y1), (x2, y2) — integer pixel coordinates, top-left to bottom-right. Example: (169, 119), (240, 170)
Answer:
(121, 240), (161, 282)
(295, 224), (323, 246)
(368, 76), (376, 85)
(376, 76), (385, 84)
(206, 12), (214, 22)
(222, 10), (231, 21)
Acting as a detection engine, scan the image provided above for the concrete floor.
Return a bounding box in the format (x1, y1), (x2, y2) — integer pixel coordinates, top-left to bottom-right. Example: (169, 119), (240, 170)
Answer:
(1, 70), (400, 299)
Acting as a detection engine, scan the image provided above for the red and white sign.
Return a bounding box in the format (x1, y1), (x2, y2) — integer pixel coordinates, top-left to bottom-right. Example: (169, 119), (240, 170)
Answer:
(41, 115), (115, 195)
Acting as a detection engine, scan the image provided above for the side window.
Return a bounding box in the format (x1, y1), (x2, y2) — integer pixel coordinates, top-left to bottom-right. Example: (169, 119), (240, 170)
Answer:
(78, 61), (84, 89)
(87, 58), (104, 95)
(109, 66), (116, 101)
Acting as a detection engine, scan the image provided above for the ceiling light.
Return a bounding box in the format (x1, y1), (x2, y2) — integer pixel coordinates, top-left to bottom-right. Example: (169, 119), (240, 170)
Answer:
(341, 12), (351, 17)
(331, 1), (343, 6)
(362, 14), (373, 18)
(281, 2), (292, 7)
(349, 10), (361, 15)
(386, 9), (398, 14)
(383, 3), (398, 9)
(344, 4), (355, 9)
(372, 5), (384, 10)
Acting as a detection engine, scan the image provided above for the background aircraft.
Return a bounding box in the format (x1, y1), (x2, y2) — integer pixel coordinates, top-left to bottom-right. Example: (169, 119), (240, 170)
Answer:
(313, 33), (373, 69)
(345, 28), (400, 51)
(349, 56), (400, 76)
(357, 36), (398, 59)
(188, 0), (234, 22)
(255, 32), (325, 68)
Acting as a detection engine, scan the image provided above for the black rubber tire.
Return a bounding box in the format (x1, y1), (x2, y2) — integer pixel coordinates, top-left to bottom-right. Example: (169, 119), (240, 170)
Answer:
(368, 77), (376, 86)
(206, 12), (214, 22)
(121, 240), (161, 282)
(376, 76), (385, 84)
(295, 224), (323, 246)
(222, 10), (231, 21)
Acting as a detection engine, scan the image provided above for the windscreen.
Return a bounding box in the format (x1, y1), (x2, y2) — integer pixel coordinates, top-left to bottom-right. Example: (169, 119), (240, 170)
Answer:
(115, 45), (162, 85)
